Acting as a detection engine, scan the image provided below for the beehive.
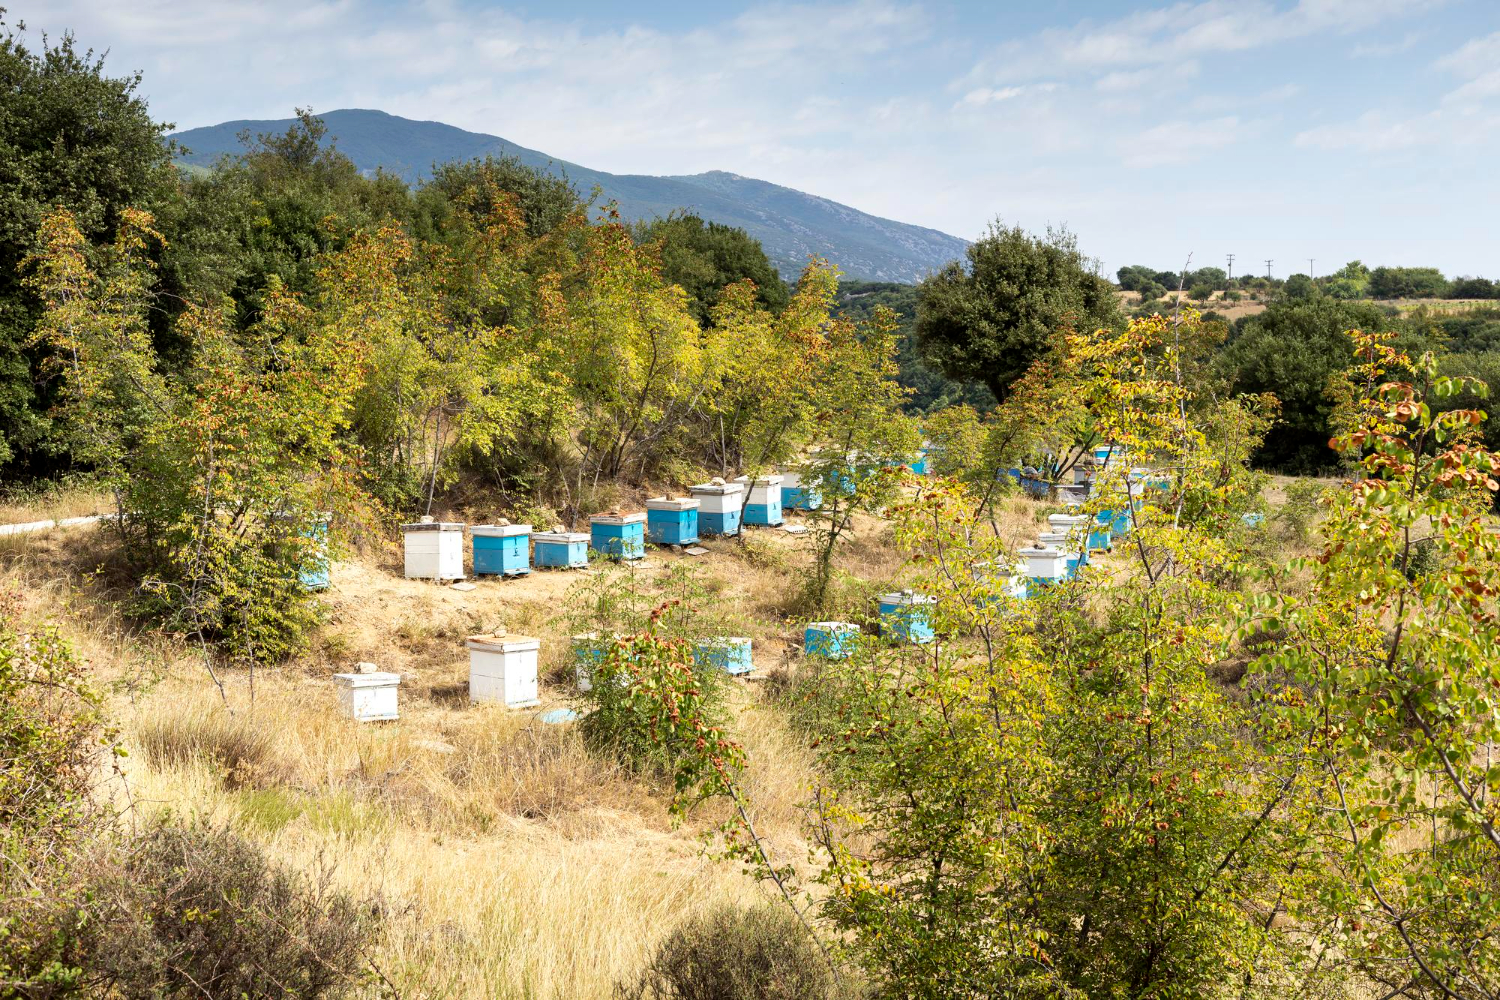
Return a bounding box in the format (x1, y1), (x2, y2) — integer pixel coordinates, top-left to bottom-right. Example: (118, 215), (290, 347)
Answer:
(590, 512), (646, 560)
(1020, 544), (1070, 584)
(472, 523), (532, 577)
(779, 470), (823, 511)
(693, 636), (754, 675)
(877, 591), (936, 644)
(688, 481), (745, 536)
(645, 497), (700, 545)
(299, 513), (332, 591)
(533, 531), (589, 569)
(334, 671), (400, 722)
(804, 621), (860, 659)
(466, 633), (540, 708)
(401, 520), (465, 581)
(733, 475), (785, 527)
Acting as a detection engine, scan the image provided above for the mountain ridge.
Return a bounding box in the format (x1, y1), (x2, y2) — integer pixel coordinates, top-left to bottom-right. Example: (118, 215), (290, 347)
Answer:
(169, 109), (968, 283)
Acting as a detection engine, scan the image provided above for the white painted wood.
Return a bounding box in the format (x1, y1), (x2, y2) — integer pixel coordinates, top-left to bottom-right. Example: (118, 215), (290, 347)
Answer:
(333, 672), (401, 721)
(467, 634), (541, 708)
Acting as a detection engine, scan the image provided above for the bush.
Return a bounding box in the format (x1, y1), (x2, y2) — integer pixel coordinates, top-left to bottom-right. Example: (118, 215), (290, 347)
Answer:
(618, 903), (843, 1000)
(93, 824), (374, 1000)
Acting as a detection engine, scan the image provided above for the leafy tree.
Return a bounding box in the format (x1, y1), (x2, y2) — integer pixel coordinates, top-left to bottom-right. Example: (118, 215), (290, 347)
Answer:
(1115, 264), (1157, 291)
(0, 16), (175, 475)
(1219, 297), (1392, 470)
(1255, 332), (1500, 999)
(26, 206), (373, 663)
(1368, 265), (1449, 299)
(1189, 281), (1214, 302)
(1282, 273), (1317, 300)
(636, 213), (789, 325)
(836, 280), (995, 414)
(915, 222), (1119, 402)
(1448, 275), (1496, 299)
(413, 154), (581, 242)
(1190, 265), (1228, 290)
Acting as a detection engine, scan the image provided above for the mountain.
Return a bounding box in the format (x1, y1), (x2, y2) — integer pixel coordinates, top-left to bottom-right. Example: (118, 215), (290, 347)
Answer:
(169, 109), (967, 283)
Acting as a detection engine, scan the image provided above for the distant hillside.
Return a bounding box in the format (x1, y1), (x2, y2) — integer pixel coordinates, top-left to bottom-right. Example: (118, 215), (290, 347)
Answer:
(170, 109), (968, 283)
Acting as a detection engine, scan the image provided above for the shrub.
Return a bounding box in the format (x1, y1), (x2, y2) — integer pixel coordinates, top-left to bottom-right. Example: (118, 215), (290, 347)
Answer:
(93, 823), (374, 1000)
(618, 903), (843, 1000)
(134, 708), (287, 788)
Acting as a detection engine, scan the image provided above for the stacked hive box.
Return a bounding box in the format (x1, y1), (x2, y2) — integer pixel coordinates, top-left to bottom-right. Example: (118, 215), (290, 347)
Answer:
(689, 481), (745, 536)
(645, 497), (700, 545)
(401, 520), (465, 581)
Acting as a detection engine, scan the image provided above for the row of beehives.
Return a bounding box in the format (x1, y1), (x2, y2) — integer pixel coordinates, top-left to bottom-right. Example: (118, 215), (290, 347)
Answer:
(331, 591), (938, 722)
(396, 472), (825, 581)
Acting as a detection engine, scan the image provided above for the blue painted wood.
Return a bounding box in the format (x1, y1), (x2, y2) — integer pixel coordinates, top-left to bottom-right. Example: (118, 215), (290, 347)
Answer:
(590, 515), (646, 560)
(878, 593), (935, 644)
(533, 532), (589, 569)
(693, 637), (754, 675)
(646, 504), (699, 545)
(699, 508), (741, 536)
(299, 519), (330, 591)
(804, 622), (860, 659)
(473, 526), (531, 576)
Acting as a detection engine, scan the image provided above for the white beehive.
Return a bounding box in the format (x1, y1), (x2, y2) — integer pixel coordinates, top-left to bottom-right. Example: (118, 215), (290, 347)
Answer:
(1038, 531), (1071, 547)
(1020, 544), (1070, 581)
(467, 633), (540, 708)
(334, 671), (401, 722)
(1048, 513), (1090, 543)
(401, 519), (465, 580)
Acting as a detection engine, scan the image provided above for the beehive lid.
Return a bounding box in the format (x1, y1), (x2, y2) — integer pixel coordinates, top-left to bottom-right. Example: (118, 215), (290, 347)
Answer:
(1019, 546), (1067, 558)
(689, 481), (744, 496)
(466, 633), (541, 652)
(401, 521), (464, 532)
(532, 531), (590, 543)
(333, 671), (401, 687)
(472, 523), (532, 537)
(645, 496), (700, 511)
(808, 621), (860, 634)
(879, 590), (935, 606)
(590, 511), (647, 525)
(733, 474), (785, 487)
(1048, 513), (1089, 524)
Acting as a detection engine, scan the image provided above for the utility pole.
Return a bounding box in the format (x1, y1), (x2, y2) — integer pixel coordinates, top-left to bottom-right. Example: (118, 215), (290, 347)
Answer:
(1264, 259), (1273, 279)
(1226, 253), (1235, 281)
(1308, 258), (1315, 279)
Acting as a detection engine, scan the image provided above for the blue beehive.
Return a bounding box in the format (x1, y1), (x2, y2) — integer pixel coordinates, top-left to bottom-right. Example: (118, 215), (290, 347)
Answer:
(804, 621), (860, 659)
(689, 481), (744, 536)
(533, 531), (589, 569)
(878, 591), (936, 644)
(1241, 512), (1266, 528)
(590, 512), (646, 560)
(645, 497), (699, 545)
(299, 514), (331, 591)
(693, 636), (754, 675)
(472, 523), (531, 577)
(735, 475), (784, 527)
(780, 470), (822, 511)
(1089, 513), (1113, 552)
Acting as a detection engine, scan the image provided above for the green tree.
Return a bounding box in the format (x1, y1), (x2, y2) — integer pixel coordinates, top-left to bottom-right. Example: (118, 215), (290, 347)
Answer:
(636, 213), (789, 325)
(0, 16), (175, 474)
(1282, 273), (1317, 300)
(836, 280), (995, 414)
(915, 222), (1119, 403)
(1220, 297), (1391, 470)
(1255, 331), (1500, 999)
(414, 154), (581, 242)
(1368, 265), (1449, 299)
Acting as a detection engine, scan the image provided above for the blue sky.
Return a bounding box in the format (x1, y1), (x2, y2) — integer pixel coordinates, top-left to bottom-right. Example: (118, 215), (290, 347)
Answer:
(14, 0), (1500, 278)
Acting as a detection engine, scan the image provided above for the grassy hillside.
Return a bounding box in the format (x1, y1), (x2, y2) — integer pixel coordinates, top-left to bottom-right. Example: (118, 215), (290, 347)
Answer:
(170, 109), (969, 283)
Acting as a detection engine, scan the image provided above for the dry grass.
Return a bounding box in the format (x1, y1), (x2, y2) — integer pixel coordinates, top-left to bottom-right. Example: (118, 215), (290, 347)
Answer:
(0, 483), (112, 525)
(1, 480), (1326, 999)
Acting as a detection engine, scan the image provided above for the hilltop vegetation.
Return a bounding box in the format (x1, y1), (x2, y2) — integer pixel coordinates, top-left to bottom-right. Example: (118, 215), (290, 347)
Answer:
(169, 108), (971, 283)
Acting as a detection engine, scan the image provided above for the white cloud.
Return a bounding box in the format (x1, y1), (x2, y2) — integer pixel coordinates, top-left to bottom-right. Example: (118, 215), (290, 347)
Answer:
(1123, 116), (1252, 167)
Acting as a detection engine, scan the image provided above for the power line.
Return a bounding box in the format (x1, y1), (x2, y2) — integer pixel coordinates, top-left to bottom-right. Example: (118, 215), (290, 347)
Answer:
(1264, 259), (1274, 279)
(1307, 258), (1315, 280)
(1226, 254), (1235, 281)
